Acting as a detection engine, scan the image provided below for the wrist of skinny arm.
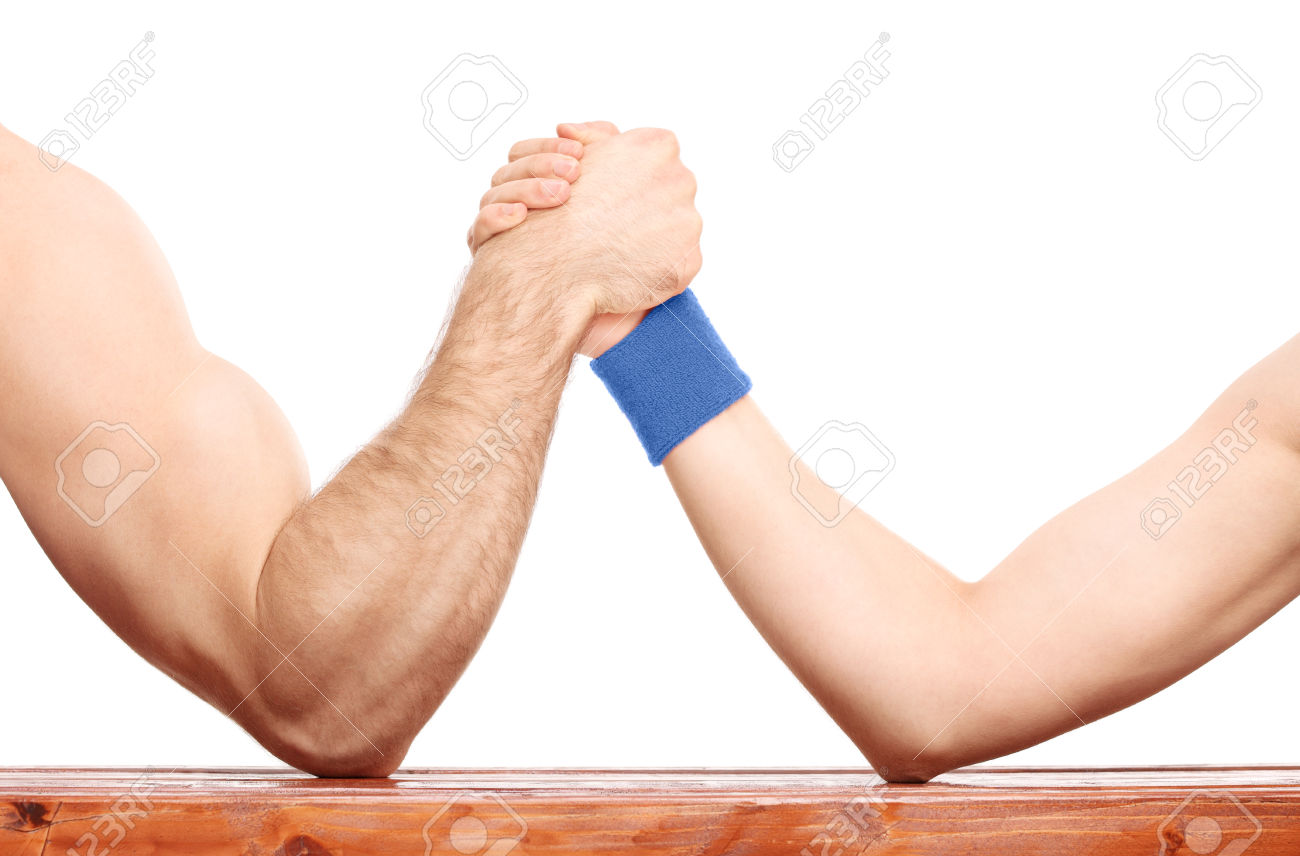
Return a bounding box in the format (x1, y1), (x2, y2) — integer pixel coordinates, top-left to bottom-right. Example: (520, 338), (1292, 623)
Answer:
(591, 289), (751, 465)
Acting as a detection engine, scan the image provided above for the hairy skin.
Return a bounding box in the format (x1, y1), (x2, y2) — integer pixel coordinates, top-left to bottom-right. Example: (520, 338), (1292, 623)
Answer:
(0, 121), (700, 776)
(474, 125), (1300, 783)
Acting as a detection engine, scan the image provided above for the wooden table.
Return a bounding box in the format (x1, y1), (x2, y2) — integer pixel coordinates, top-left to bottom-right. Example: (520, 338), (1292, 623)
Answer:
(2, 766), (1298, 854)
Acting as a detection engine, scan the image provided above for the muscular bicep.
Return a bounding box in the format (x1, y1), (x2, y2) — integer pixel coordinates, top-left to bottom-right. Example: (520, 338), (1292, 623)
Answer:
(0, 138), (309, 708)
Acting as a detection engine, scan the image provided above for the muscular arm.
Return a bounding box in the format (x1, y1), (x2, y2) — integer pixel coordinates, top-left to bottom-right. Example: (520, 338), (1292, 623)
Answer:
(662, 336), (1300, 782)
(0, 128), (595, 775)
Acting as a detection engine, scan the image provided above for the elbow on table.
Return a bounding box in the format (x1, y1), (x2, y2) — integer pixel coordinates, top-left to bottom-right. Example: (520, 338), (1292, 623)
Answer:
(289, 741), (405, 779)
(870, 754), (952, 784)
(248, 708), (414, 779)
(857, 725), (971, 784)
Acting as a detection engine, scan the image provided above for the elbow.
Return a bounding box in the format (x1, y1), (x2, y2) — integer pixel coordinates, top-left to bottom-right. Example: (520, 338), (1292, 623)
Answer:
(869, 753), (952, 784)
(850, 717), (970, 785)
(244, 706), (415, 779)
(288, 740), (405, 779)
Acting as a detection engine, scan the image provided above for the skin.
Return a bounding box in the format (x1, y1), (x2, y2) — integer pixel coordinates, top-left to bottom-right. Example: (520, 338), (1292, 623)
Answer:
(0, 120), (699, 776)
(475, 124), (1300, 782)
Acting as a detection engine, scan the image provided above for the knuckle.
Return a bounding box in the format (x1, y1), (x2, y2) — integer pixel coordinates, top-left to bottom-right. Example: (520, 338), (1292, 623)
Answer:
(537, 154), (562, 177)
(546, 152), (572, 172)
(525, 178), (547, 199)
(552, 154), (579, 176)
(632, 127), (674, 147)
(682, 167), (698, 195)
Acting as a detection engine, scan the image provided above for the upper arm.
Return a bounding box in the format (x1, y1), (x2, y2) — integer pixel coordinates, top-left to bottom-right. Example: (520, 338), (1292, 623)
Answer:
(0, 130), (309, 710)
(952, 335), (1300, 764)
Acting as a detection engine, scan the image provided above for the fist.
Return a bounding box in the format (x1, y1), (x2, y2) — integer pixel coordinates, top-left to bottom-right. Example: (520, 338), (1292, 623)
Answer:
(475, 122), (702, 322)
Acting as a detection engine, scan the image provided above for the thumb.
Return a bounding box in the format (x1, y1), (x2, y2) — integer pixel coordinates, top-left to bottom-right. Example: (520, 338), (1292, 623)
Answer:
(557, 121), (620, 145)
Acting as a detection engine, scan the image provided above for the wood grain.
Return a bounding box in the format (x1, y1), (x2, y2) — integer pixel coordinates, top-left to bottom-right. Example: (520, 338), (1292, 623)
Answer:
(2, 766), (1298, 854)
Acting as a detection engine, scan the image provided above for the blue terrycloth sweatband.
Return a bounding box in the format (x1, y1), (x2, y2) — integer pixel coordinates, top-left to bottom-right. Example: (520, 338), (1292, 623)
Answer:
(590, 289), (751, 465)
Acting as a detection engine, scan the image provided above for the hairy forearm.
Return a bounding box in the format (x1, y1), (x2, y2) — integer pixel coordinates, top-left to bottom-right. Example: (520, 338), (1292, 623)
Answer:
(244, 261), (584, 775)
(665, 345), (1300, 781)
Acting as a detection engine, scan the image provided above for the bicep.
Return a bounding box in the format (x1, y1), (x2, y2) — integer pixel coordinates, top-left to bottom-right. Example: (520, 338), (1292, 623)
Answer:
(0, 152), (309, 708)
(967, 350), (1300, 747)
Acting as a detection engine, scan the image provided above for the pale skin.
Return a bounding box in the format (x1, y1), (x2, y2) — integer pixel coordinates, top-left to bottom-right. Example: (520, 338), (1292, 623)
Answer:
(476, 123), (1300, 782)
(0, 120), (699, 776)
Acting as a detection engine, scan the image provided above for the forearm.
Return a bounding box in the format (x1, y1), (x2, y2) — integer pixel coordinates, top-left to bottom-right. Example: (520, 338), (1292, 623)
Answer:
(245, 260), (584, 775)
(2, 119), (700, 777)
(663, 396), (980, 778)
(665, 347), (1300, 781)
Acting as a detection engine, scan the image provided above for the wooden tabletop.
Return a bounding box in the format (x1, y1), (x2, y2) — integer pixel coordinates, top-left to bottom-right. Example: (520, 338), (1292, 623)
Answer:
(3, 766), (1298, 854)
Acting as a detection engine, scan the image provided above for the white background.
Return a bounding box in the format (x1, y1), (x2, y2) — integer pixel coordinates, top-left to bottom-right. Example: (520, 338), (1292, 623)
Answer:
(2, 1), (1297, 771)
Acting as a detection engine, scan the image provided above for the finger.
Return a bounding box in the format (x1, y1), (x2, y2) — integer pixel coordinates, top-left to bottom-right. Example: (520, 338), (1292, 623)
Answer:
(468, 203), (527, 254)
(507, 137), (584, 162)
(480, 178), (571, 209)
(491, 153), (580, 187)
(557, 121), (620, 145)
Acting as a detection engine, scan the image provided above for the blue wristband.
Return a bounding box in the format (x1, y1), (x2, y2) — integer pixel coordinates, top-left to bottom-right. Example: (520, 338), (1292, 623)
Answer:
(590, 289), (751, 465)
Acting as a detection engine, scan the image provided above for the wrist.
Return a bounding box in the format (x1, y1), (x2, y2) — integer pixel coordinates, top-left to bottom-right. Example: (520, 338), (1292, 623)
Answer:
(464, 253), (594, 356)
(590, 289), (751, 465)
(580, 309), (650, 359)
